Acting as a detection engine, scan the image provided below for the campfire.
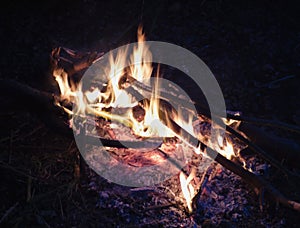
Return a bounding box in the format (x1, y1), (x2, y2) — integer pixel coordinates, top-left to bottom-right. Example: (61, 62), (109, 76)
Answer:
(1, 24), (299, 227)
(49, 26), (300, 214)
(2, 1), (300, 226)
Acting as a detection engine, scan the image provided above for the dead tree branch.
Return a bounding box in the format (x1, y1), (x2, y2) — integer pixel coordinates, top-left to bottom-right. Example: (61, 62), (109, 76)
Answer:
(125, 81), (300, 175)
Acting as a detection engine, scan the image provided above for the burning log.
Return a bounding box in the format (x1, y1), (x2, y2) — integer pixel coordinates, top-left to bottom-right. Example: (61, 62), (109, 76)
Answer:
(124, 80), (300, 177)
(49, 45), (300, 173)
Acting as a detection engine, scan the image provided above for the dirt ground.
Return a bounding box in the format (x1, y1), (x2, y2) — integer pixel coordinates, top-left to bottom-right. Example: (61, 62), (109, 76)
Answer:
(0, 0), (299, 227)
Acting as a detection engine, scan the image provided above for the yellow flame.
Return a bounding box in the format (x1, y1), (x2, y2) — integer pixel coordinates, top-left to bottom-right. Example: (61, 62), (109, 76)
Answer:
(174, 112), (195, 137)
(130, 75), (173, 138)
(85, 88), (100, 103)
(214, 134), (235, 160)
(179, 170), (196, 213)
(74, 85), (86, 116)
(129, 25), (153, 83)
(104, 47), (132, 108)
(217, 134), (224, 147)
(53, 68), (75, 101)
(222, 141), (235, 160)
(52, 27), (250, 213)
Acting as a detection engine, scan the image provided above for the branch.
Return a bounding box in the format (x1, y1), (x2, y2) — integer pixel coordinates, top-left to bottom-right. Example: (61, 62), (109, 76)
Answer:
(211, 152), (300, 212)
(227, 114), (300, 134)
(239, 122), (300, 168)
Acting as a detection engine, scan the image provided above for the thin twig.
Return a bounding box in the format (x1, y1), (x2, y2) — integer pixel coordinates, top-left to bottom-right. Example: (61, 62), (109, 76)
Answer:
(9, 130), (13, 164)
(226, 114), (300, 134)
(0, 202), (19, 224)
(145, 203), (176, 211)
(0, 161), (37, 179)
(26, 170), (32, 202)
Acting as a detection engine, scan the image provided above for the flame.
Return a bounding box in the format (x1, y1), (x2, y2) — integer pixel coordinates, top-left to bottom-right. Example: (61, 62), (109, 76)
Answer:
(129, 25), (153, 84)
(180, 169), (196, 213)
(174, 111), (195, 137)
(222, 140), (235, 160)
(215, 134), (235, 160)
(53, 68), (75, 101)
(129, 87), (173, 137)
(85, 88), (101, 103)
(52, 26), (250, 213)
(131, 69), (173, 137)
(105, 46), (132, 107)
(52, 26), (173, 139)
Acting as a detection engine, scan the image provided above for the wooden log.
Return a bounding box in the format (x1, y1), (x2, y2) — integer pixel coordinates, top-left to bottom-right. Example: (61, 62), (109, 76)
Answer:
(239, 122), (300, 168)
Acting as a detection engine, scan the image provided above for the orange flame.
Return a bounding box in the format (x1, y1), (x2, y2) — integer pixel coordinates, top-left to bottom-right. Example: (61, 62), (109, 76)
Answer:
(180, 169), (196, 213)
(130, 25), (153, 84)
(53, 68), (75, 102)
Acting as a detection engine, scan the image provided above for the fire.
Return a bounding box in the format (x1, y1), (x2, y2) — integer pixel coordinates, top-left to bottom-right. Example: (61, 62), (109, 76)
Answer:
(180, 169), (196, 213)
(129, 26), (153, 84)
(106, 46), (131, 108)
(53, 25), (173, 139)
(52, 26), (247, 213)
(129, 70), (173, 137)
(53, 68), (75, 102)
(216, 134), (235, 160)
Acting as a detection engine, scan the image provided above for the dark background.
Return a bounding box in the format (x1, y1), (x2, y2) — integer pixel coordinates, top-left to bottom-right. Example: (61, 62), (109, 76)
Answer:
(0, 0), (299, 227)
(1, 0), (300, 117)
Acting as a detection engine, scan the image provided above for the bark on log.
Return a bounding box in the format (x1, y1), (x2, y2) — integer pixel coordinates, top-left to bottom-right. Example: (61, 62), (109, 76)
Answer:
(239, 122), (300, 169)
